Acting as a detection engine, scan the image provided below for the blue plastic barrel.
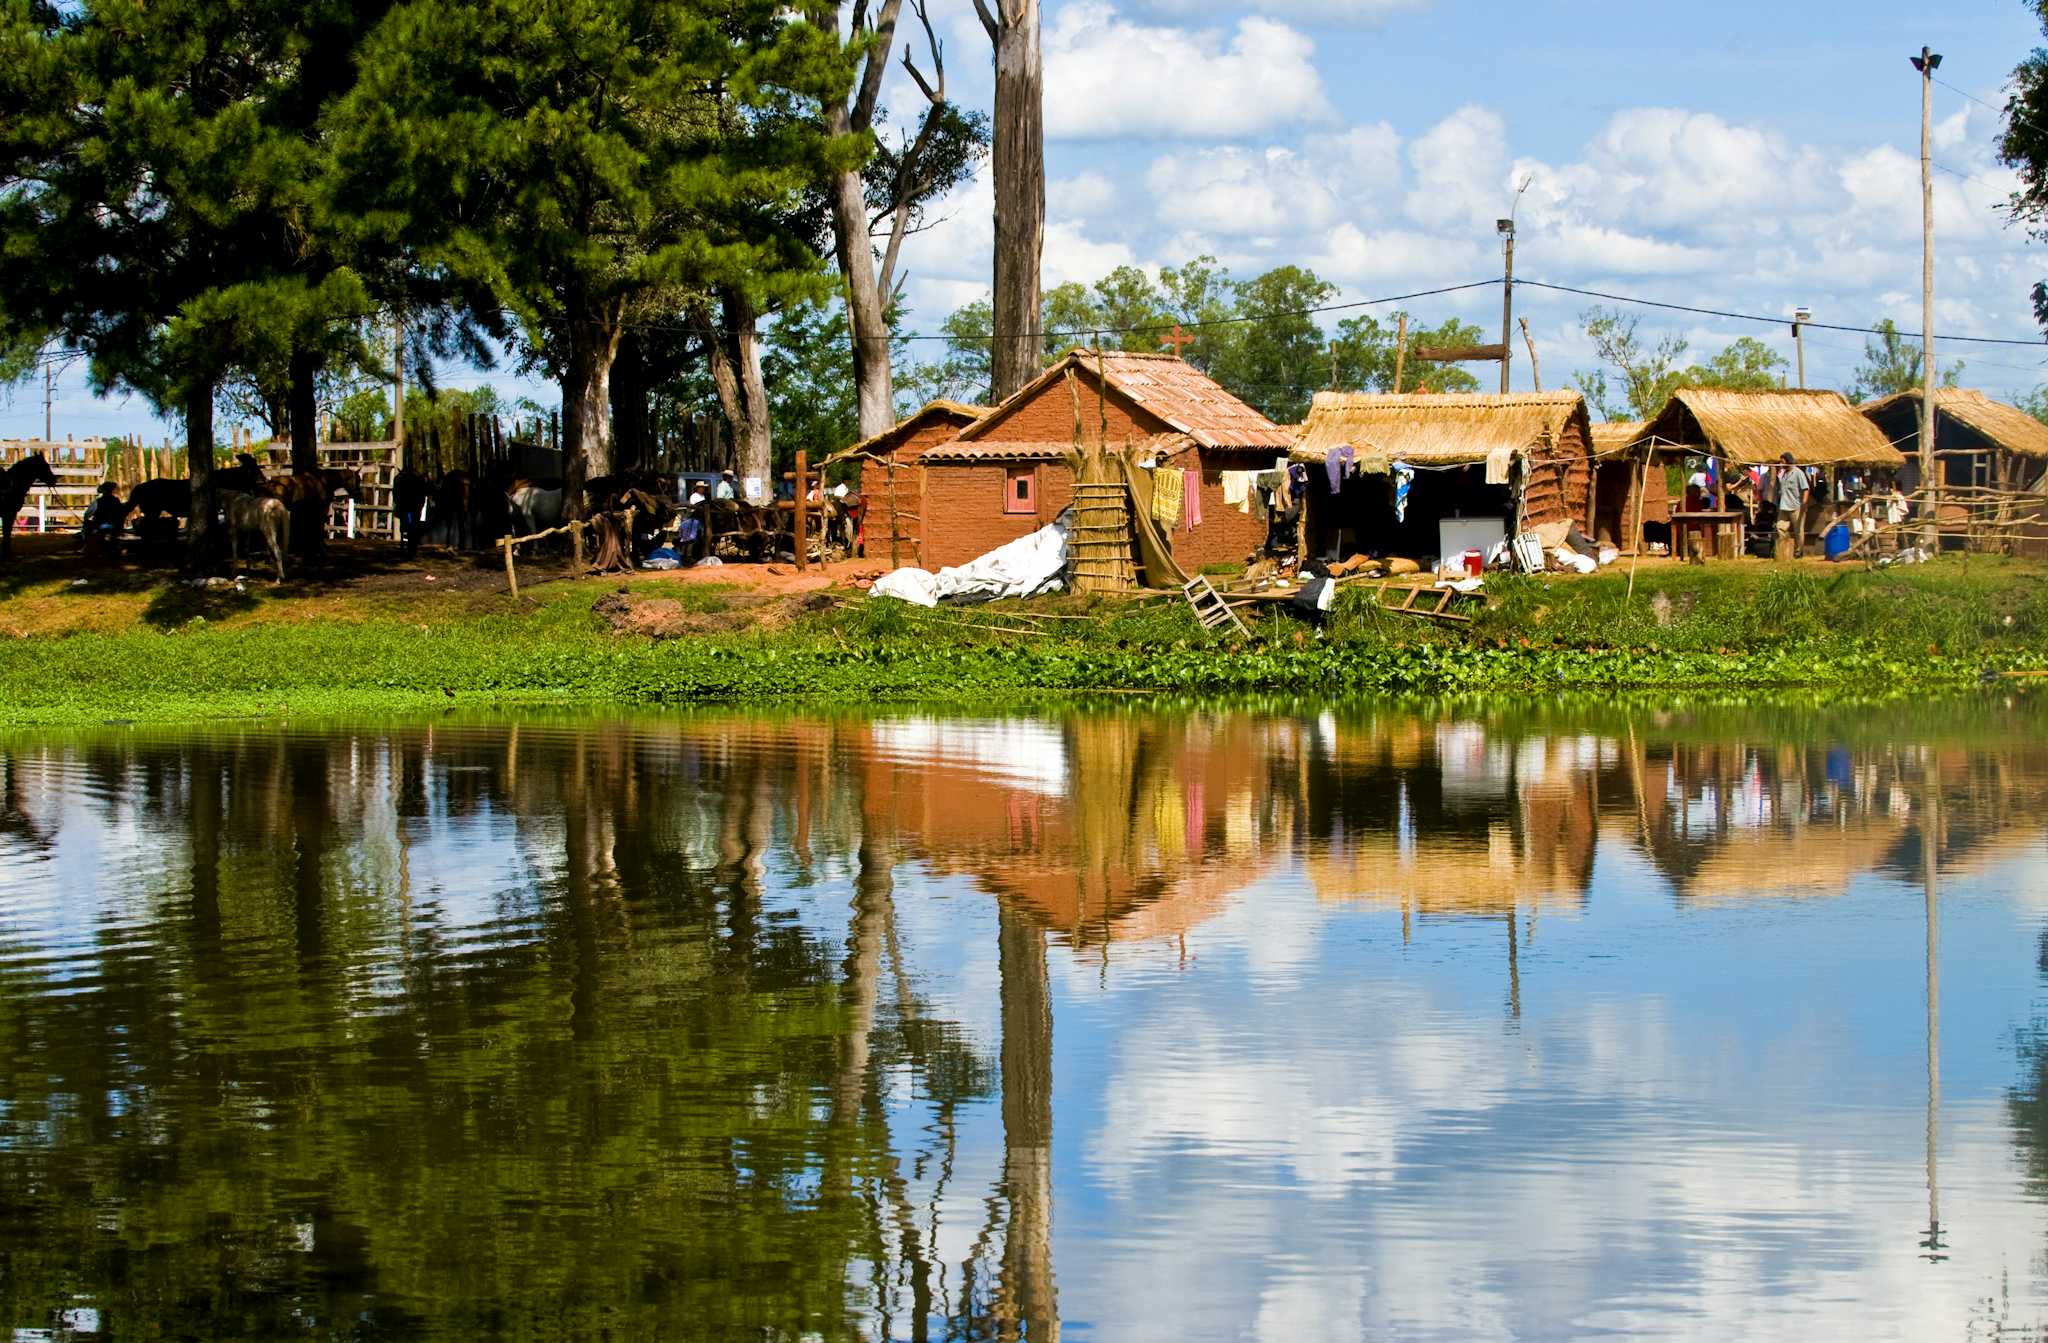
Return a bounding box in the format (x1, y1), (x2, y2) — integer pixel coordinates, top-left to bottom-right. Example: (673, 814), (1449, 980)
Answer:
(1823, 523), (1851, 560)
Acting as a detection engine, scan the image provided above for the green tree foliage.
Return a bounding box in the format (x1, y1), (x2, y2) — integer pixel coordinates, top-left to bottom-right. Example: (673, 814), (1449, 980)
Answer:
(1330, 312), (1483, 395)
(897, 300), (994, 409)
(1573, 306), (1692, 420)
(1997, 1), (2048, 330)
(0, 0), (380, 558)
(332, 0), (861, 498)
(1846, 318), (1964, 403)
(1692, 336), (1789, 391)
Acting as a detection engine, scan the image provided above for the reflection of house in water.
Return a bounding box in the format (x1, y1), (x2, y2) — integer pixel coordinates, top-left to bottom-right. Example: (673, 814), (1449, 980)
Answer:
(1623, 732), (2048, 901)
(857, 714), (1300, 946)
(1300, 717), (1605, 923)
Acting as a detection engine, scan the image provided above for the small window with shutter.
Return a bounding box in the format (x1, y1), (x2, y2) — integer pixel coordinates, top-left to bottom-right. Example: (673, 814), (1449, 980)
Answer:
(1004, 465), (1036, 514)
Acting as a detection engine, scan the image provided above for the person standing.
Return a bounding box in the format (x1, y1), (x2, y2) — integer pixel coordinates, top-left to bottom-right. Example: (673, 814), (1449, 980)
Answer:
(1775, 452), (1811, 558)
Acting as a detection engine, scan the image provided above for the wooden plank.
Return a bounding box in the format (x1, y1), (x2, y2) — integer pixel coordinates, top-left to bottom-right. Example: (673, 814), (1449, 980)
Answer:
(1412, 343), (1509, 364)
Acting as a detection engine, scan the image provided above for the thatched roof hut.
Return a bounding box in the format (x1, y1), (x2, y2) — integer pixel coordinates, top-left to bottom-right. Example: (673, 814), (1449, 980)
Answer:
(1859, 388), (2048, 461)
(1287, 391), (1596, 547)
(1588, 420), (1648, 460)
(1290, 390), (1591, 471)
(1637, 388), (1904, 468)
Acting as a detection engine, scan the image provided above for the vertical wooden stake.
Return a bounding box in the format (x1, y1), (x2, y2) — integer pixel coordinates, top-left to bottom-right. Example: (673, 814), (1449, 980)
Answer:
(1393, 314), (1408, 394)
(1519, 317), (1542, 393)
(887, 456), (901, 569)
(502, 538), (519, 599)
(571, 519), (585, 571)
(794, 449), (809, 571)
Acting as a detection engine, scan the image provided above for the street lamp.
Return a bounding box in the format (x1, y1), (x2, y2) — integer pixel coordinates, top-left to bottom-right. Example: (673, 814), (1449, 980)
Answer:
(1791, 306), (1811, 389)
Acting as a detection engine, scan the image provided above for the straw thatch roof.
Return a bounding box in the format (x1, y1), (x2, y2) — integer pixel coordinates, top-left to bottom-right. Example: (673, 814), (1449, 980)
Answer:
(921, 431), (1194, 464)
(1288, 390), (1592, 468)
(1589, 419), (1647, 459)
(959, 348), (1292, 451)
(1859, 388), (2048, 459)
(1638, 388), (1904, 467)
(822, 399), (987, 465)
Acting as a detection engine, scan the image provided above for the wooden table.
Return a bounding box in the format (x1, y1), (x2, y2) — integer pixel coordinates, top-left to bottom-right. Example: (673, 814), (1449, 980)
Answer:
(1668, 509), (1745, 561)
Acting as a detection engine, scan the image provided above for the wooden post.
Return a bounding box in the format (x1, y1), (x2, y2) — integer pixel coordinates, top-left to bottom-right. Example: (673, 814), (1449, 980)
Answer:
(1519, 317), (1542, 393)
(501, 537), (519, 599)
(887, 455), (901, 568)
(794, 449), (808, 571)
(392, 315), (405, 471)
(1393, 314), (1408, 394)
(571, 518), (585, 571)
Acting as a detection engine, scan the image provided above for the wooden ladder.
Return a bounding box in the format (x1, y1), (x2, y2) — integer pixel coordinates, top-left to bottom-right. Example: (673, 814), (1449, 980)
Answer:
(1372, 582), (1480, 623)
(1183, 575), (1251, 637)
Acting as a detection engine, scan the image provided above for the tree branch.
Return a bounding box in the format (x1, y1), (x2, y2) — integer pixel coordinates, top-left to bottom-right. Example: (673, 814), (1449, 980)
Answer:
(850, 0), (906, 132)
(971, 0), (999, 45)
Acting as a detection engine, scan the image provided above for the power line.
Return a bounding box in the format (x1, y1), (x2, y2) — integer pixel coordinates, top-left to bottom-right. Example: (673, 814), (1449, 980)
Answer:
(1513, 279), (2048, 348)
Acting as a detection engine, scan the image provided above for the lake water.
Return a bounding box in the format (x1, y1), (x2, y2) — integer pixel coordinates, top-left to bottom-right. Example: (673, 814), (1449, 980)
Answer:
(3, 699), (2048, 1340)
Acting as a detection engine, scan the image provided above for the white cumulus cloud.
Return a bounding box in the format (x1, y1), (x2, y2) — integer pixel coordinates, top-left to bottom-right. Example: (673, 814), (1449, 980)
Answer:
(1045, 2), (1336, 140)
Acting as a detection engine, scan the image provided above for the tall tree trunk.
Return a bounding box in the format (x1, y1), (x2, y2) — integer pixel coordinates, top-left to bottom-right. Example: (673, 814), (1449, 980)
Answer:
(288, 346), (320, 472)
(609, 332), (649, 474)
(984, 0), (1044, 402)
(826, 153), (896, 438)
(561, 306), (622, 519)
(995, 900), (1058, 1341)
(185, 380), (215, 572)
(729, 293), (773, 496)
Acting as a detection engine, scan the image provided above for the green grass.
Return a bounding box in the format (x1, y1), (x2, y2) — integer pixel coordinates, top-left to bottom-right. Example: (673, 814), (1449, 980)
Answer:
(2, 557), (2045, 726)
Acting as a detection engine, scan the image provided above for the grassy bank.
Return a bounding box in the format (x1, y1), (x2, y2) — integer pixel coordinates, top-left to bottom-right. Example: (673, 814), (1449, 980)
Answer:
(1, 551), (2045, 726)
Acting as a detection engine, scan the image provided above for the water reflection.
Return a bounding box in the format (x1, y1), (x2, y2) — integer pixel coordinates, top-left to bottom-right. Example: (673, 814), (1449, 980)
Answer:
(0, 698), (2046, 1338)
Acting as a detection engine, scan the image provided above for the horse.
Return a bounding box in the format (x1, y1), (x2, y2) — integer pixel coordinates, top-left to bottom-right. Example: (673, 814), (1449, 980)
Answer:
(267, 467), (361, 557)
(223, 491), (290, 583)
(392, 468), (432, 558)
(507, 478), (564, 536)
(128, 478), (191, 522)
(1, 453), (58, 560)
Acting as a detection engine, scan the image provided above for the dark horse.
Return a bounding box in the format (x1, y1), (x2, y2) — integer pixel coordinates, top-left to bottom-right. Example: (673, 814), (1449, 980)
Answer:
(1, 453), (58, 560)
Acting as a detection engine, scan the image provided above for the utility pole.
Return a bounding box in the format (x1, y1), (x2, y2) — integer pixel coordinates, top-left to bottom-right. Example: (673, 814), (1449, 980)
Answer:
(1913, 46), (1943, 548)
(43, 361), (53, 442)
(1393, 314), (1408, 393)
(1329, 341), (1339, 391)
(1497, 218), (1515, 395)
(1792, 306), (1811, 389)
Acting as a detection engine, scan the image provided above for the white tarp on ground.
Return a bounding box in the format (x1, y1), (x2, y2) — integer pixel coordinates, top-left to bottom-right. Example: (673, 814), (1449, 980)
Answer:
(870, 514), (1070, 607)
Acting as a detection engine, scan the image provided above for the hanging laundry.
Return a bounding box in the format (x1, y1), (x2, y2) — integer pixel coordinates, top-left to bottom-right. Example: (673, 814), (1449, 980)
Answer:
(1484, 444), (1513, 486)
(1325, 445), (1354, 493)
(1183, 467), (1202, 531)
(1221, 470), (1254, 513)
(1150, 464), (1184, 530)
(1393, 460), (1415, 523)
(1288, 462), (1312, 504)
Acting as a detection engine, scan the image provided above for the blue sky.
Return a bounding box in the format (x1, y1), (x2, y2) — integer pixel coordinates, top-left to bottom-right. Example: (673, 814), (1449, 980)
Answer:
(7, 0), (2048, 442)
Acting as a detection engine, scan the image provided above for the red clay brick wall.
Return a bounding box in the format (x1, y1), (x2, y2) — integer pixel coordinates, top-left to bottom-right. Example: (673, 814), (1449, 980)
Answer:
(859, 418), (977, 561)
(1163, 452), (1284, 571)
(977, 380), (1154, 444)
(920, 463), (1078, 569)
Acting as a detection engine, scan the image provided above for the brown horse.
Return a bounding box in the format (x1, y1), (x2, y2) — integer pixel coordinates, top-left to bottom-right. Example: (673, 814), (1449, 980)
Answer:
(1, 453), (58, 560)
(267, 467), (361, 556)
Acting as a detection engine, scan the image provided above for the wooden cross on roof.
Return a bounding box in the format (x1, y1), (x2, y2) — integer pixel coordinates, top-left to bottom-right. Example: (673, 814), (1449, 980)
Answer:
(1159, 324), (1194, 359)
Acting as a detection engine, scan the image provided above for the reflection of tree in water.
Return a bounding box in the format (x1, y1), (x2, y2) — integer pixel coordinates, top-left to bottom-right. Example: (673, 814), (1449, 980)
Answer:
(0, 722), (998, 1340)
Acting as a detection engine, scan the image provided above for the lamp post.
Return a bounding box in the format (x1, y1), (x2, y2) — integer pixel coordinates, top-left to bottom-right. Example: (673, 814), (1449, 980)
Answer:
(1791, 306), (1811, 389)
(1911, 46), (1942, 547)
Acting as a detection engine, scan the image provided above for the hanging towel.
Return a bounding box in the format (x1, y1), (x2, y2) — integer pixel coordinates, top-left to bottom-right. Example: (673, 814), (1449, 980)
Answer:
(1150, 464), (1184, 530)
(1183, 467), (1202, 531)
(1221, 470), (1253, 511)
(1393, 460), (1415, 523)
(1326, 446), (1354, 493)
(1484, 444), (1514, 486)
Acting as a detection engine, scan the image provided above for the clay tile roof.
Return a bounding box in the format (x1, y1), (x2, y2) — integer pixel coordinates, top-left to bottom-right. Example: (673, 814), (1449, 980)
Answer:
(821, 400), (988, 465)
(958, 349), (1293, 451)
(1859, 387), (2048, 459)
(1640, 388), (1904, 468)
(1289, 390), (1592, 468)
(920, 432), (1195, 464)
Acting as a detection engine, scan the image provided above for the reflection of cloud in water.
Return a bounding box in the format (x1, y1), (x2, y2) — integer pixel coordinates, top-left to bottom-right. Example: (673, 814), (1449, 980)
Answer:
(868, 718), (1069, 795)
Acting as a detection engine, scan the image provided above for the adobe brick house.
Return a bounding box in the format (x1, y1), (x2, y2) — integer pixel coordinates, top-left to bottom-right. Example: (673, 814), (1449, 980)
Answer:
(910, 349), (1295, 571)
(843, 400), (987, 566)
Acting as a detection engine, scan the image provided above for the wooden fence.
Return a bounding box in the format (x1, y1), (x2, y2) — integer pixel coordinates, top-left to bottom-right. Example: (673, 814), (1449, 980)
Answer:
(1, 438), (107, 530)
